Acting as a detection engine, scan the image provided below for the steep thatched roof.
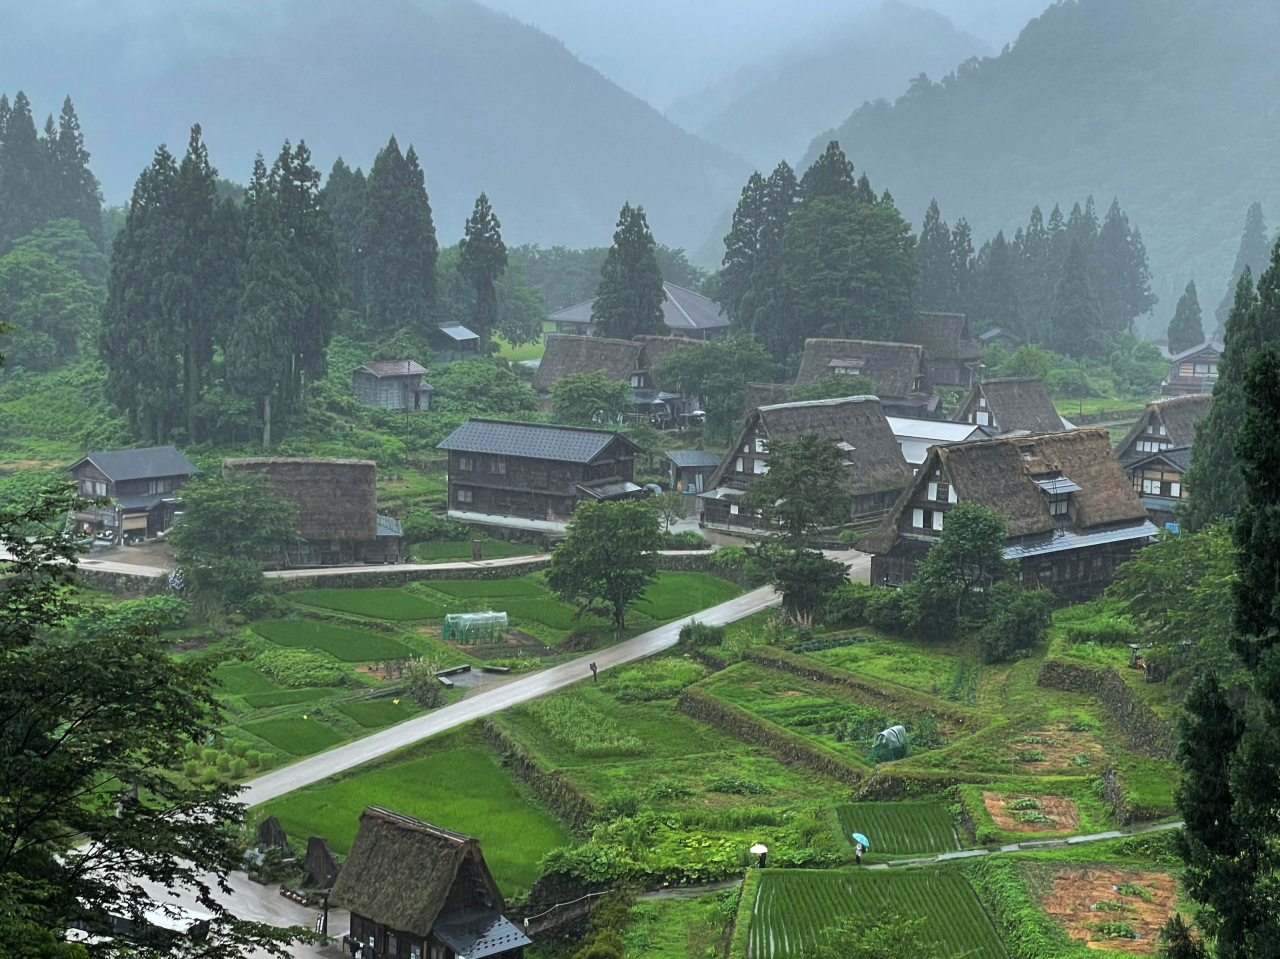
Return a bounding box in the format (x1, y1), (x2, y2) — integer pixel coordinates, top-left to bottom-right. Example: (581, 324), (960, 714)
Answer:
(633, 335), (706, 389)
(795, 339), (924, 397)
(328, 806), (503, 937)
(533, 334), (642, 392)
(858, 428), (1148, 554)
(1116, 394), (1212, 461)
(897, 312), (981, 360)
(222, 458), (377, 541)
(708, 395), (911, 496)
(953, 378), (1065, 434)
(745, 382), (791, 411)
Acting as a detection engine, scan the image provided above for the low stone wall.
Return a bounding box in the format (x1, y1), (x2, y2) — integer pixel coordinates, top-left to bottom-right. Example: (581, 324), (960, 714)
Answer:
(1036, 659), (1174, 759)
(677, 685), (865, 786)
(852, 770), (992, 802)
(268, 559), (550, 593)
(480, 719), (595, 830)
(76, 568), (167, 596)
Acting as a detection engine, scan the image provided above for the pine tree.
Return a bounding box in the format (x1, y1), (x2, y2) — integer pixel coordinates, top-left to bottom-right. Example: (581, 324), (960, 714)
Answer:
(719, 170), (766, 322)
(362, 136), (438, 335)
(916, 199), (955, 311)
(48, 97), (102, 247)
(100, 145), (183, 442)
(1048, 239), (1102, 355)
(799, 140), (856, 202)
(457, 192), (508, 353)
(1215, 202), (1270, 332)
(321, 157), (367, 312)
(971, 231), (1019, 338)
(0, 92), (47, 251)
(1097, 198), (1156, 336)
(591, 202), (665, 340)
(856, 173), (876, 205)
(741, 161), (798, 360)
(1166, 280), (1204, 354)
(951, 217), (974, 316)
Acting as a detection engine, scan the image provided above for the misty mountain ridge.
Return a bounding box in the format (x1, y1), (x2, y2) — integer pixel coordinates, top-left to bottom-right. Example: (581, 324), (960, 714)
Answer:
(669, 2), (990, 167)
(800, 0), (1280, 333)
(0, 0), (747, 251)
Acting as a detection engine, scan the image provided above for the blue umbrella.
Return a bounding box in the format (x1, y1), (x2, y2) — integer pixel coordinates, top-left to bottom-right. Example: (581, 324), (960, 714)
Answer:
(851, 832), (871, 849)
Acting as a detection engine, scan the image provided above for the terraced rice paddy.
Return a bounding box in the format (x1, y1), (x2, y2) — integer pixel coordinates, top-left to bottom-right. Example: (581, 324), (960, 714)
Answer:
(242, 717), (347, 756)
(290, 588), (446, 620)
(834, 802), (959, 856)
(253, 619), (411, 661)
(748, 869), (1004, 959)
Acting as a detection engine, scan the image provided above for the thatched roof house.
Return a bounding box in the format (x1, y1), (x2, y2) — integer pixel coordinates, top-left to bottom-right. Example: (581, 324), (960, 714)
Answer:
(897, 312), (983, 386)
(951, 378), (1067, 435)
(330, 806), (529, 959)
(744, 382), (791, 411)
(858, 428), (1155, 597)
(1115, 394), (1211, 466)
(533, 334), (643, 394)
(795, 339), (924, 397)
(701, 395), (912, 535)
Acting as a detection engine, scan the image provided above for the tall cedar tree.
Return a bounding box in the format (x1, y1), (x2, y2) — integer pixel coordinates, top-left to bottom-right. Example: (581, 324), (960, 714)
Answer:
(321, 157), (368, 312)
(0, 486), (303, 953)
(546, 499), (662, 635)
(1216, 202), (1269, 331)
(1167, 280), (1204, 354)
(917, 199), (957, 312)
(48, 97), (102, 247)
(719, 170), (766, 322)
(1176, 341), (1280, 957)
(799, 140), (857, 201)
(740, 161), (797, 358)
(1182, 243), (1280, 530)
(972, 230), (1019, 337)
(1048, 238), (1102, 355)
(362, 136), (437, 335)
(741, 432), (850, 549)
(591, 202), (665, 340)
(457, 192), (508, 352)
(101, 145), (183, 442)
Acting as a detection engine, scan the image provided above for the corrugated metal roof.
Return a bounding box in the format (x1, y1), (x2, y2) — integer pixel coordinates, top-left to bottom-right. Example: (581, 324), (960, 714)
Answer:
(1003, 520), (1158, 559)
(437, 324), (479, 342)
(666, 450), (721, 468)
(376, 514), (404, 537)
(1168, 339), (1223, 362)
(113, 493), (171, 511)
(1034, 476), (1084, 495)
(432, 907), (531, 959)
(546, 282), (729, 332)
(437, 418), (633, 463)
(576, 480), (642, 499)
(71, 446), (197, 482)
(356, 359), (429, 377)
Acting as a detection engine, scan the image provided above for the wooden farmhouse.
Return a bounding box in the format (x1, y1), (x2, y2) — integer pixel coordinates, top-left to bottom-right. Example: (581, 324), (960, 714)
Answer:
(352, 360), (433, 412)
(532, 333), (704, 428)
(221, 458), (402, 566)
(857, 428), (1156, 598)
(951, 378), (1069, 435)
(437, 419), (642, 536)
(1161, 340), (1222, 396)
(330, 806), (530, 959)
(699, 395), (912, 536)
(430, 323), (481, 363)
(665, 449), (722, 494)
(1115, 394), (1212, 528)
(978, 327), (1021, 352)
(795, 339), (936, 416)
(897, 311), (983, 387)
(67, 445), (197, 543)
(545, 282), (729, 340)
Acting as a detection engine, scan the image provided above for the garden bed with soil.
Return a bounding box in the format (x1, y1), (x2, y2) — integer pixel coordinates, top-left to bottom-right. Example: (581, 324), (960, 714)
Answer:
(982, 792), (1081, 833)
(1041, 867), (1178, 952)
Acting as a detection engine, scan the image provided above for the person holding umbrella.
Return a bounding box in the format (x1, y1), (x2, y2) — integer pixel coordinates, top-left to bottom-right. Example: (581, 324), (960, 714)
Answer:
(851, 832), (870, 865)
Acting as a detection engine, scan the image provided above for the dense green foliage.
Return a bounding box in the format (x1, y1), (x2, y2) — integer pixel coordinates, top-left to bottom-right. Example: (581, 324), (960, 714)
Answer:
(0, 246), (100, 371)
(910, 501), (1010, 639)
(977, 582), (1052, 664)
(1167, 280), (1204, 354)
(549, 371), (632, 427)
(743, 433), (850, 547)
(456, 192), (507, 350)
(591, 203), (666, 340)
(509, 242), (705, 313)
(653, 334), (774, 442)
(1214, 202), (1271, 329)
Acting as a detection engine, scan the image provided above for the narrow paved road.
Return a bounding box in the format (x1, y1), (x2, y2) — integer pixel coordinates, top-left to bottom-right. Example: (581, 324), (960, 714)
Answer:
(239, 581), (790, 807)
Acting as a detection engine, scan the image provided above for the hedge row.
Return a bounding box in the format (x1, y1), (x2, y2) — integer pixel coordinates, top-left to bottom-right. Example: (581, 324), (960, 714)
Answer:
(676, 686), (865, 786)
(480, 718), (596, 831)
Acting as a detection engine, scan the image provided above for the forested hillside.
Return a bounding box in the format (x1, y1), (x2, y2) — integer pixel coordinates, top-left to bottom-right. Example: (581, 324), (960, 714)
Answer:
(0, 0), (747, 251)
(671, 2), (989, 167)
(803, 0), (1280, 330)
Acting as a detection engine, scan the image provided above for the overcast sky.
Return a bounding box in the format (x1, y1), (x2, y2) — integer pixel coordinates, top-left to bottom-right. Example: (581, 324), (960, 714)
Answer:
(477, 0), (1052, 109)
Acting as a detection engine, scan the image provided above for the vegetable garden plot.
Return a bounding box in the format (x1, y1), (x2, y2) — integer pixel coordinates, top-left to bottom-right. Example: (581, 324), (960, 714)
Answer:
(834, 802), (959, 856)
(253, 619), (411, 661)
(749, 869), (1004, 959)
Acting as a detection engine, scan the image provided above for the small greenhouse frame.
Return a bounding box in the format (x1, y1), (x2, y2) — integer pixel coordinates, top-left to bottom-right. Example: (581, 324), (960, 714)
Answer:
(442, 611), (508, 644)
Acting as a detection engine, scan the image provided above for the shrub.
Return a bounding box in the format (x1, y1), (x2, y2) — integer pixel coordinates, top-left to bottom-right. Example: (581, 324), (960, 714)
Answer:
(1062, 616), (1137, 646)
(662, 530), (708, 550)
(788, 633), (869, 653)
(182, 760), (200, 778)
(228, 740), (249, 758)
(258, 752), (275, 769)
(200, 767), (219, 785)
(401, 508), (471, 545)
(978, 584), (1053, 664)
(864, 587), (910, 632)
(201, 748), (219, 766)
(647, 780), (693, 801)
(245, 750), (261, 769)
(596, 790), (640, 820)
(184, 741), (202, 760)
(230, 758), (249, 778)
(216, 752), (232, 773)
(822, 582), (875, 628)
(678, 621), (726, 648)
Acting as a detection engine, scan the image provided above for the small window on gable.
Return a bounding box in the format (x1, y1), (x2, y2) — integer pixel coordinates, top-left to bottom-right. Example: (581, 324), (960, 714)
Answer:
(735, 457), (744, 472)
(755, 438), (766, 453)
(912, 508), (925, 528)
(927, 482), (938, 501)
(979, 397), (986, 408)
(1020, 446), (1034, 460)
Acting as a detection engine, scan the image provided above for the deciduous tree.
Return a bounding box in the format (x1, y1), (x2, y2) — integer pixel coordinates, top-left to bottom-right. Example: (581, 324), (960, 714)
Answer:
(742, 432), (849, 549)
(549, 371), (632, 427)
(652, 334), (773, 442)
(911, 500), (1010, 638)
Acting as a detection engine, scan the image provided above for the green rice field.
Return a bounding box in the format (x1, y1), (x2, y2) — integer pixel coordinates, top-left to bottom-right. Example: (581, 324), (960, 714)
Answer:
(253, 619), (411, 661)
(424, 578), (548, 599)
(242, 716), (347, 756)
(834, 802), (959, 856)
(213, 663), (280, 696)
(748, 869), (1004, 959)
(290, 588), (446, 620)
(412, 539), (540, 562)
(502, 597), (609, 631)
(631, 571), (742, 620)
(257, 744), (570, 895)
(336, 698), (414, 728)
(241, 688), (343, 709)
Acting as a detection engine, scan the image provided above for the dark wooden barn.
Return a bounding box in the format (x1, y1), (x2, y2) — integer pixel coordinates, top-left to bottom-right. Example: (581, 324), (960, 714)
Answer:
(67, 445), (197, 543)
(330, 806), (530, 959)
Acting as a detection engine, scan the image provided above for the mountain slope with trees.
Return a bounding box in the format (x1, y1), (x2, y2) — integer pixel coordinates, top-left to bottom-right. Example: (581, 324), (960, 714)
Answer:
(0, 0), (747, 252)
(803, 0), (1280, 331)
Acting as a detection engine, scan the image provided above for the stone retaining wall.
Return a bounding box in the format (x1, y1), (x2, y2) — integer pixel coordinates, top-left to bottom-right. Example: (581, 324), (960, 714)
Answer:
(1036, 658), (1174, 759)
(268, 559), (551, 593)
(77, 569), (167, 596)
(480, 718), (595, 830)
